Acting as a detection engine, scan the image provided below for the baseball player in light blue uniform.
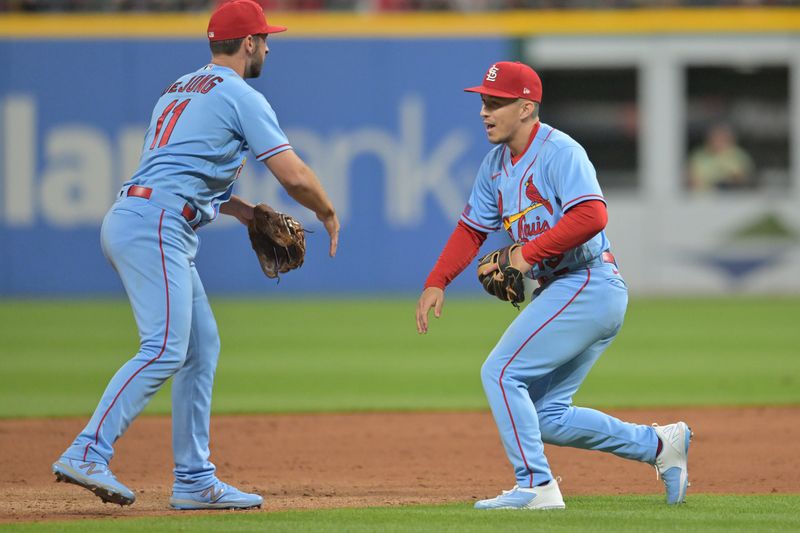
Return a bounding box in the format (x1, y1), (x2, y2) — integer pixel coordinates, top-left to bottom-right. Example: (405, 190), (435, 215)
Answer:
(417, 61), (691, 509)
(52, 0), (339, 510)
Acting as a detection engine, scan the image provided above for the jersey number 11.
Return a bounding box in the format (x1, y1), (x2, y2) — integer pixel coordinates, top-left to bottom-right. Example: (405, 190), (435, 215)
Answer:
(150, 99), (191, 150)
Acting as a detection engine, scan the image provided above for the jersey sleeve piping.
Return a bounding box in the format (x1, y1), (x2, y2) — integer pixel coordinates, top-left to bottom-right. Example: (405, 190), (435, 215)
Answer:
(256, 143), (292, 161)
(563, 194), (606, 210)
(460, 213), (500, 232)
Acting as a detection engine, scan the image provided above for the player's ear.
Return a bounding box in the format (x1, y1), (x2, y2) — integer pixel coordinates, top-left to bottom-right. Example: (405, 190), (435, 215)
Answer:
(519, 100), (535, 120)
(244, 34), (256, 54)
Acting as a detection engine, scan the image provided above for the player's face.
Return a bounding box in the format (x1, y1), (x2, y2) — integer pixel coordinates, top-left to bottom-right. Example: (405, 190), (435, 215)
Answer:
(244, 34), (268, 79)
(480, 95), (525, 145)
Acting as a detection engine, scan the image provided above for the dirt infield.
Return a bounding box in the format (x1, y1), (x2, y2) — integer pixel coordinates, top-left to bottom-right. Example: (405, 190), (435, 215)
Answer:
(1, 407), (798, 523)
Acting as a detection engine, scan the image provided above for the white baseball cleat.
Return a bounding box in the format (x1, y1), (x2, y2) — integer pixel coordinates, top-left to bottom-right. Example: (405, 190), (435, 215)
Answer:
(474, 478), (566, 510)
(652, 421), (692, 505)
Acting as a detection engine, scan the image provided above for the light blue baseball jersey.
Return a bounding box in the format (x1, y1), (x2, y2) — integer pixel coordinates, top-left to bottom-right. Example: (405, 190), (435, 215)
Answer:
(127, 63), (292, 225)
(460, 122), (610, 280)
(60, 63), (295, 498)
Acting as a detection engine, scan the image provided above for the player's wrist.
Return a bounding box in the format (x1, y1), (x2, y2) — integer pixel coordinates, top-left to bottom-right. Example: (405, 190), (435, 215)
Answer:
(423, 281), (446, 292)
(510, 244), (533, 274)
(240, 203), (255, 222)
(520, 242), (543, 267)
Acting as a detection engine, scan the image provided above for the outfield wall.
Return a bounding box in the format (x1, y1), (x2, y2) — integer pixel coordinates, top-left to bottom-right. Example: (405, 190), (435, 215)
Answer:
(1, 10), (799, 296)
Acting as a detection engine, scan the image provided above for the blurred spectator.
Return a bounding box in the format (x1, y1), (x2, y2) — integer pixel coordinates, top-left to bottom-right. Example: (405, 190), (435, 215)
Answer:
(688, 123), (755, 191)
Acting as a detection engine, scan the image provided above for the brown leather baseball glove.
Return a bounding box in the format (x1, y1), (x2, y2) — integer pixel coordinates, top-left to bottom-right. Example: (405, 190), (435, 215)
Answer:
(248, 203), (306, 280)
(476, 243), (526, 309)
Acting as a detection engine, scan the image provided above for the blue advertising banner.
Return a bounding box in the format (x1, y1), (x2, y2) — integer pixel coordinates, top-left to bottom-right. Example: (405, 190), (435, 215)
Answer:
(0, 38), (513, 295)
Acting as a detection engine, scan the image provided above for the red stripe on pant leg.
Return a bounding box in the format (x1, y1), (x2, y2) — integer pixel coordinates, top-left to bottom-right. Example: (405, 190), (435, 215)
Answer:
(497, 269), (592, 488)
(83, 210), (171, 461)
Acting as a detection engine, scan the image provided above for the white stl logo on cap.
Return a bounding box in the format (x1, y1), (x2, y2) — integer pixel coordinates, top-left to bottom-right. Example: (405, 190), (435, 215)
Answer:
(208, 31), (215, 38)
(486, 64), (499, 82)
(523, 87), (530, 95)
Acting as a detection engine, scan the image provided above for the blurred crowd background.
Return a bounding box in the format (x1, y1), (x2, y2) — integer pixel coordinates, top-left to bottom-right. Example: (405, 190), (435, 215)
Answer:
(1, 0), (796, 12)
(1, 0), (797, 295)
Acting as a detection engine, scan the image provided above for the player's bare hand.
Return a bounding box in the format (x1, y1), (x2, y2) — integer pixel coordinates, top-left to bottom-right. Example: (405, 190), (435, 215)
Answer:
(510, 245), (533, 274)
(416, 287), (444, 334)
(318, 211), (340, 257)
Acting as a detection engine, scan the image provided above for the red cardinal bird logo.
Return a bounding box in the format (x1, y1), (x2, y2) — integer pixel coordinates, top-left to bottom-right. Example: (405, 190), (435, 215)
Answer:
(525, 176), (552, 215)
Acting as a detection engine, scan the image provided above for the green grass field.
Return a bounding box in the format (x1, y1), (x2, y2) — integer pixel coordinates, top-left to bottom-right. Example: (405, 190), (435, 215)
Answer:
(1, 297), (798, 531)
(0, 297), (798, 418)
(3, 496), (800, 532)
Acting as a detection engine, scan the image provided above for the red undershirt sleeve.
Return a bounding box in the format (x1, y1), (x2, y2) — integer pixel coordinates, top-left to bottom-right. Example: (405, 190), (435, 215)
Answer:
(520, 200), (608, 266)
(424, 220), (488, 290)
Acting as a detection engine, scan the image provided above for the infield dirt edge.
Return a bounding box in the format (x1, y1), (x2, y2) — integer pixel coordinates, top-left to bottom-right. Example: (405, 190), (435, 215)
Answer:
(1, 406), (797, 523)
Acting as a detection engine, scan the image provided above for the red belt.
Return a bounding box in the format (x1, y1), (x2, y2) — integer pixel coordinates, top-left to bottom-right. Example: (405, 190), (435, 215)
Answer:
(126, 185), (197, 224)
(601, 251), (617, 267)
(537, 251), (618, 286)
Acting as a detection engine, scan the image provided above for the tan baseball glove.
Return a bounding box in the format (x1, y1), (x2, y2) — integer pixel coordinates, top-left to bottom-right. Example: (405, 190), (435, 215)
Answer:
(476, 243), (526, 309)
(248, 203), (306, 280)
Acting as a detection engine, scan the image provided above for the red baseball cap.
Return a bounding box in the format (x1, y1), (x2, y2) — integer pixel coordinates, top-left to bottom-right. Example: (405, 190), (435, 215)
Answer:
(464, 61), (542, 102)
(207, 0), (287, 42)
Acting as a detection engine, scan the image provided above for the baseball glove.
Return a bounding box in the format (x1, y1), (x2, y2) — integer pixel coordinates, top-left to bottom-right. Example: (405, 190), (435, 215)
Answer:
(248, 203), (306, 280)
(476, 243), (526, 309)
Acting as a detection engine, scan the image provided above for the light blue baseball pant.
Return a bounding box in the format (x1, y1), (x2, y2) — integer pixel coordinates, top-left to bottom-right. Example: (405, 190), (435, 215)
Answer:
(480, 263), (659, 488)
(62, 194), (220, 491)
